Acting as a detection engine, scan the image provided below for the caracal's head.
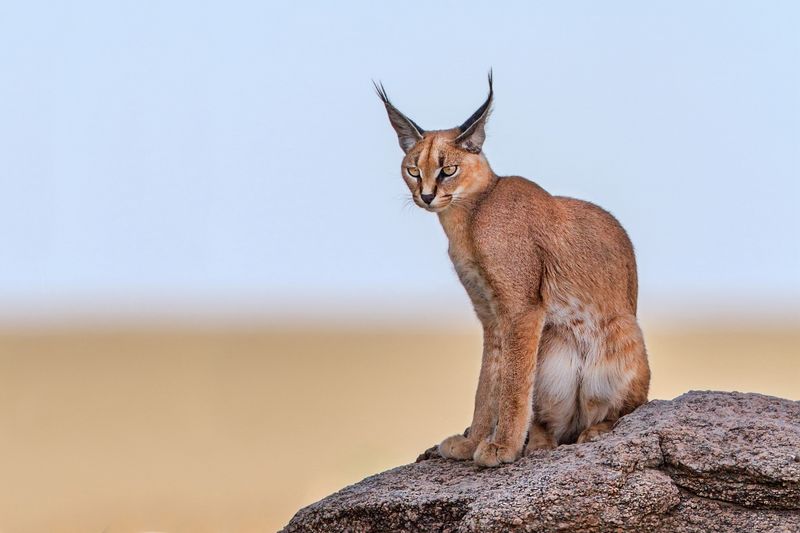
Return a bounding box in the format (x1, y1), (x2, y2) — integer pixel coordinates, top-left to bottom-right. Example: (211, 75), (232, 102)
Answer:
(375, 73), (495, 213)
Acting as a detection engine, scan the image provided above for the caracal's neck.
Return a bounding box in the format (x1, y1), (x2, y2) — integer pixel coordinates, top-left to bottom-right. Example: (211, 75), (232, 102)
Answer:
(437, 157), (498, 244)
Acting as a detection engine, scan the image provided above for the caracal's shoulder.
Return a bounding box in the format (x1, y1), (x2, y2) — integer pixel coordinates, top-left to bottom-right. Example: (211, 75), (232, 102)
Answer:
(470, 176), (557, 249)
(474, 176), (555, 224)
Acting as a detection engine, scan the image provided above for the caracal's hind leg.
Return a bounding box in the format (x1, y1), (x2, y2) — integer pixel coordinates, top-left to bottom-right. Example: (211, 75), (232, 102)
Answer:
(577, 314), (650, 444)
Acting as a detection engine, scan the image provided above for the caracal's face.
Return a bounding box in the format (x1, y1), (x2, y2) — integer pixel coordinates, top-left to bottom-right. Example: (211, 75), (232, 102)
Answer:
(377, 73), (494, 212)
(401, 130), (487, 213)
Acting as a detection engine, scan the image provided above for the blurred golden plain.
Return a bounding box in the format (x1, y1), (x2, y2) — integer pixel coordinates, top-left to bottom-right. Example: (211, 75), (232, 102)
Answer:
(0, 323), (797, 533)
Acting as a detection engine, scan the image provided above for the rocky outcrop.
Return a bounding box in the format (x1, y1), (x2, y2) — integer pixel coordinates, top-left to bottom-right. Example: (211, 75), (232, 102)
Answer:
(282, 391), (800, 532)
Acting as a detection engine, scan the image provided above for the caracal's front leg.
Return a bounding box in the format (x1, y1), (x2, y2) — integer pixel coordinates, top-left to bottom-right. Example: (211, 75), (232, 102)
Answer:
(473, 307), (545, 467)
(439, 321), (500, 460)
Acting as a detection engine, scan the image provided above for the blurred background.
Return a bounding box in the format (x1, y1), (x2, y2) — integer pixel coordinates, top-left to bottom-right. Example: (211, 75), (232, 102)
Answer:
(1, 1), (798, 532)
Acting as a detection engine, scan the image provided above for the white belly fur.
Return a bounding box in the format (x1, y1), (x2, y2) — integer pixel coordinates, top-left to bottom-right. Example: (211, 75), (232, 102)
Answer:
(535, 296), (635, 443)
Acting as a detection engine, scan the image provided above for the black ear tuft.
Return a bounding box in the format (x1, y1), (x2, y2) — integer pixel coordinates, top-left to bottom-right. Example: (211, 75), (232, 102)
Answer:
(454, 70), (493, 153)
(373, 80), (425, 153)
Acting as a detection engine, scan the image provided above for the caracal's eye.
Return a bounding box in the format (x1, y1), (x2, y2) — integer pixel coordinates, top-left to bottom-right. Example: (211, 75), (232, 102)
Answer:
(407, 167), (420, 178)
(442, 165), (458, 177)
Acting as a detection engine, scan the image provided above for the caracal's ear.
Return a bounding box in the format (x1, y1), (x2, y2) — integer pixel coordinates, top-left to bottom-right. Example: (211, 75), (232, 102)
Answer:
(454, 70), (493, 154)
(374, 81), (424, 153)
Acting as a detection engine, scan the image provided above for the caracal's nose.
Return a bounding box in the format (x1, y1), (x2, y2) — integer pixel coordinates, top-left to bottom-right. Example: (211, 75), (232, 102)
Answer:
(421, 193), (435, 205)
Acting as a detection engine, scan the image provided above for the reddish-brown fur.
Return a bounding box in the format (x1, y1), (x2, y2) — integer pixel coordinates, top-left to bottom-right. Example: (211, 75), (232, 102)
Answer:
(377, 76), (650, 467)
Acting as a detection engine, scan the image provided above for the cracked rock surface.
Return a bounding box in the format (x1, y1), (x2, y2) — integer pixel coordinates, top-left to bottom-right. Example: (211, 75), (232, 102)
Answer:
(282, 391), (800, 532)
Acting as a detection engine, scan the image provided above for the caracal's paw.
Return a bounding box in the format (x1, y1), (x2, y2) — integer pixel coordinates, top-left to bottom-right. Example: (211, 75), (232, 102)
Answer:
(473, 438), (521, 467)
(438, 434), (478, 461)
(576, 424), (611, 444)
(524, 437), (556, 456)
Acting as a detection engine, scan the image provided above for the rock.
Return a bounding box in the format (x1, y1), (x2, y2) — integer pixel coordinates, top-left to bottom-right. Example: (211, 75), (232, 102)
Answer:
(282, 391), (800, 532)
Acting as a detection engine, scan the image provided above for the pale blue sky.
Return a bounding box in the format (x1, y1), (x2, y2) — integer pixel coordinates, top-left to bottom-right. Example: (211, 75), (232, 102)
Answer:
(1, 1), (798, 322)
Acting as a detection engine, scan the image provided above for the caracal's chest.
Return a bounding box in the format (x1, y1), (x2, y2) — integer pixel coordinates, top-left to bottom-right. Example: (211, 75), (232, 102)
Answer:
(449, 242), (492, 298)
(443, 219), (497, 317)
